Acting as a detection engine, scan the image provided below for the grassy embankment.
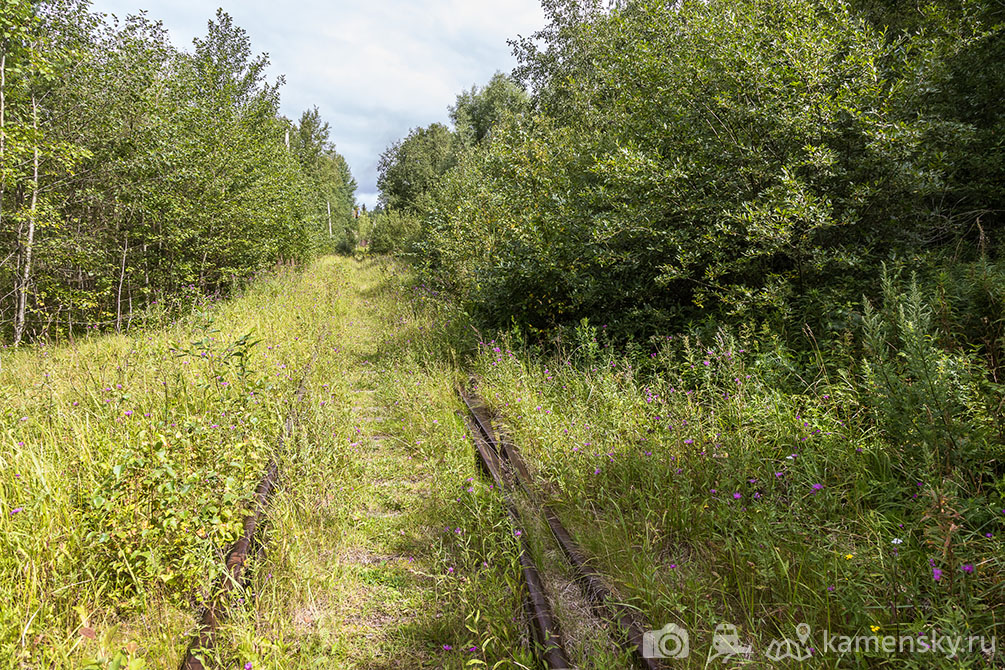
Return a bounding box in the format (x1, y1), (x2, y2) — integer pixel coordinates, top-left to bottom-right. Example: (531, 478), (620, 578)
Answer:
(2, 256), (1001, 669)
(0, 257), (527, 669)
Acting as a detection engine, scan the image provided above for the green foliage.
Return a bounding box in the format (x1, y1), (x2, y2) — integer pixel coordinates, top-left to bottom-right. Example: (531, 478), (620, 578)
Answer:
(76, 325), (270, 606)
(388, 0), (1002, 343)
(0, 260), (339, 667)
(0, 258), (535, 668)
(449, 72), (529, 147)
(471, 276), (1004, 664)
(376, 122), (455, 212)
(932, 257), (1005, 384)
(289, 107), (359, 255)
(367, 208), (421, 255)
(0, 4), (357, 343)
(82, 432), (262, 603)
(419, 114), (601, 331)
(861, 269), (1001, 476)
(927, 22), (1005, 231)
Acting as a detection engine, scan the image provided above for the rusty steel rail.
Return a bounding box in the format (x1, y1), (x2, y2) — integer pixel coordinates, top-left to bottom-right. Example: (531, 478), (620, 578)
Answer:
(462, 399), (572, 669)
(181, 459), (278, 670)
(461, 387), (664, 670)
(181, 351), (318, 670)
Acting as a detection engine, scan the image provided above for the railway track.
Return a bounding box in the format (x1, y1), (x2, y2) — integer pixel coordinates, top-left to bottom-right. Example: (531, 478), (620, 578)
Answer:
(179, 358), (656, 669)
(462, 395), (571, 669)
(461, 386), (664, 670)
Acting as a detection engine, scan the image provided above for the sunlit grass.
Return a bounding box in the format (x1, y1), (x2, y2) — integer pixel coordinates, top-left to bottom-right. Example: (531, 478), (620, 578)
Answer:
(1, 257), (534, 669)
(0, 262), (345, 667)
(471, 319), (1004, 668)
(5, 256), (999, 669)
(210, 258), (531, 669)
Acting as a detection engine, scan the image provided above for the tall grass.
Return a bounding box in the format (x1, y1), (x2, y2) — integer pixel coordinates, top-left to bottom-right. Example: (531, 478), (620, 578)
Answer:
(1, 257), (534, 669)
(471, 273), (1004, 667)
(0, 262), (343, 666)
(4, 257), (1001, 668)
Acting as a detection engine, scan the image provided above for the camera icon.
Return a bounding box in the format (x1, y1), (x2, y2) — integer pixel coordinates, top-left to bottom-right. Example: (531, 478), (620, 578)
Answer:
(643, 623), (690, 659)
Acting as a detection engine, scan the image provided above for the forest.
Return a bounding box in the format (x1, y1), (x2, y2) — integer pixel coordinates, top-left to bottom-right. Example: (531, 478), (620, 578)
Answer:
(0, 1), (358, 344)
(375, 0), (1003, 353)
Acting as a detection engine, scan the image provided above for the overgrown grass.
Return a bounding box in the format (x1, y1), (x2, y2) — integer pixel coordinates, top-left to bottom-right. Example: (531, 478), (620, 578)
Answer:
(209, 259), (531, 669)
(471, 274), (1004, 668)
(4, 256), (1001, 668)
(0, 258), (533, 669)
(0, 262), (341, 667)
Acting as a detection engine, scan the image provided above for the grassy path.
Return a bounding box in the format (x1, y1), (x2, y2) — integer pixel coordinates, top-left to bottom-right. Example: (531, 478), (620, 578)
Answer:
(8, 255), (999, 669)
(205, 258), (530, 669)
(1, 257), (531, 669)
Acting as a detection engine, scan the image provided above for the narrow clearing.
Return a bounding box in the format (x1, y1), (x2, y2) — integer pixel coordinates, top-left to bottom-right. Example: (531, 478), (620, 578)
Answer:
(4, 257), (652, 669)
(214, 258), (531, 669)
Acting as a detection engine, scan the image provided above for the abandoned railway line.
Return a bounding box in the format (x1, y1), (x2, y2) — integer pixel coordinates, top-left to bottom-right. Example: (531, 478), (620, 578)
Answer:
(21, 256), (976, 669)
(175, 359), (664, 668)
(182, 347), (322, 670)
(461, 388), (663, 670)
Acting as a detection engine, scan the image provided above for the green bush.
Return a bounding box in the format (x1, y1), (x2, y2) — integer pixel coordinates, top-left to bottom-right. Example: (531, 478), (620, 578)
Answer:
(400, 0), (1002, 345)
(369, 209), (422, 255)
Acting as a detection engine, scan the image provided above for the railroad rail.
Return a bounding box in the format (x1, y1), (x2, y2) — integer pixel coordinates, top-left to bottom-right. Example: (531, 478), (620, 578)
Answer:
(463, 397), (572, 669)
(181, 350), (318, 670)
(460, 387), (664, 670)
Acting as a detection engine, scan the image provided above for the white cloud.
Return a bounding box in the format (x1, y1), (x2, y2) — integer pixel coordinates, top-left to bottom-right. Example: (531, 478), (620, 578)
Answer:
(88, 0), (547, 207)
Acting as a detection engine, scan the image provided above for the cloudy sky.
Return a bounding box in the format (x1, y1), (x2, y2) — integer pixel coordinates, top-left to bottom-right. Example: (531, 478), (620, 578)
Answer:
(88, 0), (547, 208)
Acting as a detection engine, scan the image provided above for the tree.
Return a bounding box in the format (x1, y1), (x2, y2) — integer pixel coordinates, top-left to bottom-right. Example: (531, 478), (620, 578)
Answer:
(449, 72), (528, 146)
(376, 122), (454, 212)
(1, 0), (93, 343)
(407, 0), (1001, 337)
(290, 107), (358, 253)
(0, 4), (356, 342)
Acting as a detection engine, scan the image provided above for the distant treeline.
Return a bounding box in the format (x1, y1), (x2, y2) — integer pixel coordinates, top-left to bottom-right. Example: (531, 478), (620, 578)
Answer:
(375, 0), (1003, 365)
(0, 1), (357, 343)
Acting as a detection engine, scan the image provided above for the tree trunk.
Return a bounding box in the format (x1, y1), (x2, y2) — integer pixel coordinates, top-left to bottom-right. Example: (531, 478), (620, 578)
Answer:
(13, 96), (38, 345)
(1, 52), (6, 251)
(116, 234), (128, 333)
(199, 249), (208, 291)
